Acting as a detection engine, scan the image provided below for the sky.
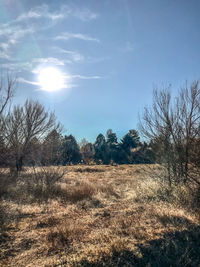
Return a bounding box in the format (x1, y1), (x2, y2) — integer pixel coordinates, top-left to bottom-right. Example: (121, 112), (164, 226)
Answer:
(0, 0), (200, 142)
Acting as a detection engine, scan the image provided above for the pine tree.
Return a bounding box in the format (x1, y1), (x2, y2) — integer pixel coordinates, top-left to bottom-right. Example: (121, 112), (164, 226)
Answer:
(94, 134), (108, 164)
(61, 135), (81, 165)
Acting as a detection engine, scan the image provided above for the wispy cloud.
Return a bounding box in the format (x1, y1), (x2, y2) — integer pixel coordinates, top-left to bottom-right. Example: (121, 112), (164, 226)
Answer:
(0, 52), (10, 60)
(15, 4), (65, 23)
(0, 43), (10, 59)
(18, 76), (74, 90)
(71, 75), (102, 80)
(17, 77), (39, 86)
(15, 4), (98, 23)
(52, 47), (85, 62)
(1, 62), (32, 72)
(0, 2), (102, 89)
(70, 7), (98, 21)
(18, 72), (102, 90)
(32, 57), (65, 66)
(55, 32), (100, 43)
(0, 23), (34, 61)
(1, 56), (66, 72)
(0, 3), (98, 65)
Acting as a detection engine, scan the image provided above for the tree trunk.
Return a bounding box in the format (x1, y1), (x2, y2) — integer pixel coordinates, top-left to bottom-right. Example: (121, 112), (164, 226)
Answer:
(16, 156), (23, 172)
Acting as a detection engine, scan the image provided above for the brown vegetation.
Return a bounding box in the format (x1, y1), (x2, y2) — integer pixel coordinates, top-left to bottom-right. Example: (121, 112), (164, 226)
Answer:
(0, 164), (199, 266)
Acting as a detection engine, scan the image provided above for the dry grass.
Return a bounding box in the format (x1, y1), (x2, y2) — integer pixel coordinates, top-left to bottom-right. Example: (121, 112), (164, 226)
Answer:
(0, 164), (199, 266)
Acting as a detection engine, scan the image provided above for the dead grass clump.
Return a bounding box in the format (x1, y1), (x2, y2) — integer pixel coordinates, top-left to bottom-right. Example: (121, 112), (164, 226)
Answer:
(46, 220), (86, 250)
(134, 177), (172, 203)
(0, 202), (9, 231)
(36, 216), (59, 229)
(134, 175), (200, 218)
(74, 167), (104, 173)
(24, 166), (65, 189)
(77, 198), (103, 210)
(0, 171), (17, 196)
(169, 184), (200, 218)
(68, 238), (135, 266)
(99, 184), (119, 198)
(3, 167), (66, 204)
(67, 183), (96, 202)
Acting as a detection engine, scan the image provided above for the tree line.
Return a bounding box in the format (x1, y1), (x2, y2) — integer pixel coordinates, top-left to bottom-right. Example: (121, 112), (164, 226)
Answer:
(0, 127), (155, 168)
(0, 73), (199, 187)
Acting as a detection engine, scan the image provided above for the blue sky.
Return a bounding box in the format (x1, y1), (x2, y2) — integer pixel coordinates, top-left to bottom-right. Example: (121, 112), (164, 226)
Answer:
(0, 0), (200, 142)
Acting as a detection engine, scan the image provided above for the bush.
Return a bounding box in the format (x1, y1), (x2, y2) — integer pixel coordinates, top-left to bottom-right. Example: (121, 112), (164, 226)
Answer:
(47, 219), (86, 250)
(0, 167), (66, 203)
(24, 167), (65, 202)
(0, 170), (17, 197)
(62, 183), (96, 202)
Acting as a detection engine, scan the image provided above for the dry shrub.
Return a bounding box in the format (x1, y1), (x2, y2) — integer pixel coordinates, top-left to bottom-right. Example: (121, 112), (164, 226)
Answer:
(134, 177), (172, 203)
(47, 219), (86, 250)
(53, 182), (96, 203)
(23, 167), (65, 202)
(170, 184), (200, 216)
(99, 184), (119, 198)
(0, 171), (17, 196)
(134, 173), (200, 220)
(1, 167), (66, 203)
(0, 204), (6, 231)
(67, 183), (96, 202)
(26, 166), (65, 189)
(76, 198), (103, 210)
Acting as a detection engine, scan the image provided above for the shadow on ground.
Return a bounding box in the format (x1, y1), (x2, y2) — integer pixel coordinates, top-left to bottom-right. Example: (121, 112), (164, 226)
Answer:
(72, 226), (200, 267)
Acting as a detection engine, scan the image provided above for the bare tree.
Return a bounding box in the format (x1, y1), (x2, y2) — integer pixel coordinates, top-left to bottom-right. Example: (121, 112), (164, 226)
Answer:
(140, 81), (200, 186)
(0, 73), (15, 116)
(0, 73), (16, 167)
(2, 99), (59, 172)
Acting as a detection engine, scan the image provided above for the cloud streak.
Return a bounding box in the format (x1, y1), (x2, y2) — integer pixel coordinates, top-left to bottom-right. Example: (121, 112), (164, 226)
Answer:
(18, 72), (103, 90)
(0, 4), (98, 62)
(32, 57), (65, 66)
(52, 47), (85, 62)
(55, 32), (100, 43)
(15, 4), (65, 22)
(15, 4), (98, 23)
(17, 77), (39, 86)
(71, 75), (102, 80)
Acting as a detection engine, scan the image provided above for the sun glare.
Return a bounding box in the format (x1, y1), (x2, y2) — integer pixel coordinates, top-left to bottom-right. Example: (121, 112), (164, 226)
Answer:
(38, 67), (65, 92)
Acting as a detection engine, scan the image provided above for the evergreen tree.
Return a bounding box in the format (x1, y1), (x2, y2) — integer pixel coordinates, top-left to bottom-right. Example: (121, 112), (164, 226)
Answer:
(106, 129), (119, 163)
(120, 130), (141, 163)
(121, 130), (140, 151)
(94, 134), (108, 164)
(61, 135), (81, 165)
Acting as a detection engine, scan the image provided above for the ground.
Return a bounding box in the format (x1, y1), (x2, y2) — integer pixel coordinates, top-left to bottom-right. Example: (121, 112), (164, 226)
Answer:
(0, 165), (199, 266)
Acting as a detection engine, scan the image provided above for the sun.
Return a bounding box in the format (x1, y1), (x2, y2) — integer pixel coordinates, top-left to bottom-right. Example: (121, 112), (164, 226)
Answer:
(38, 67), (65, 92)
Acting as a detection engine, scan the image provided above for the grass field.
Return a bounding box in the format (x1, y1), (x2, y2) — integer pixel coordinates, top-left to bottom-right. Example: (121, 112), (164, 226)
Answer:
(0, 165), (200, 266)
